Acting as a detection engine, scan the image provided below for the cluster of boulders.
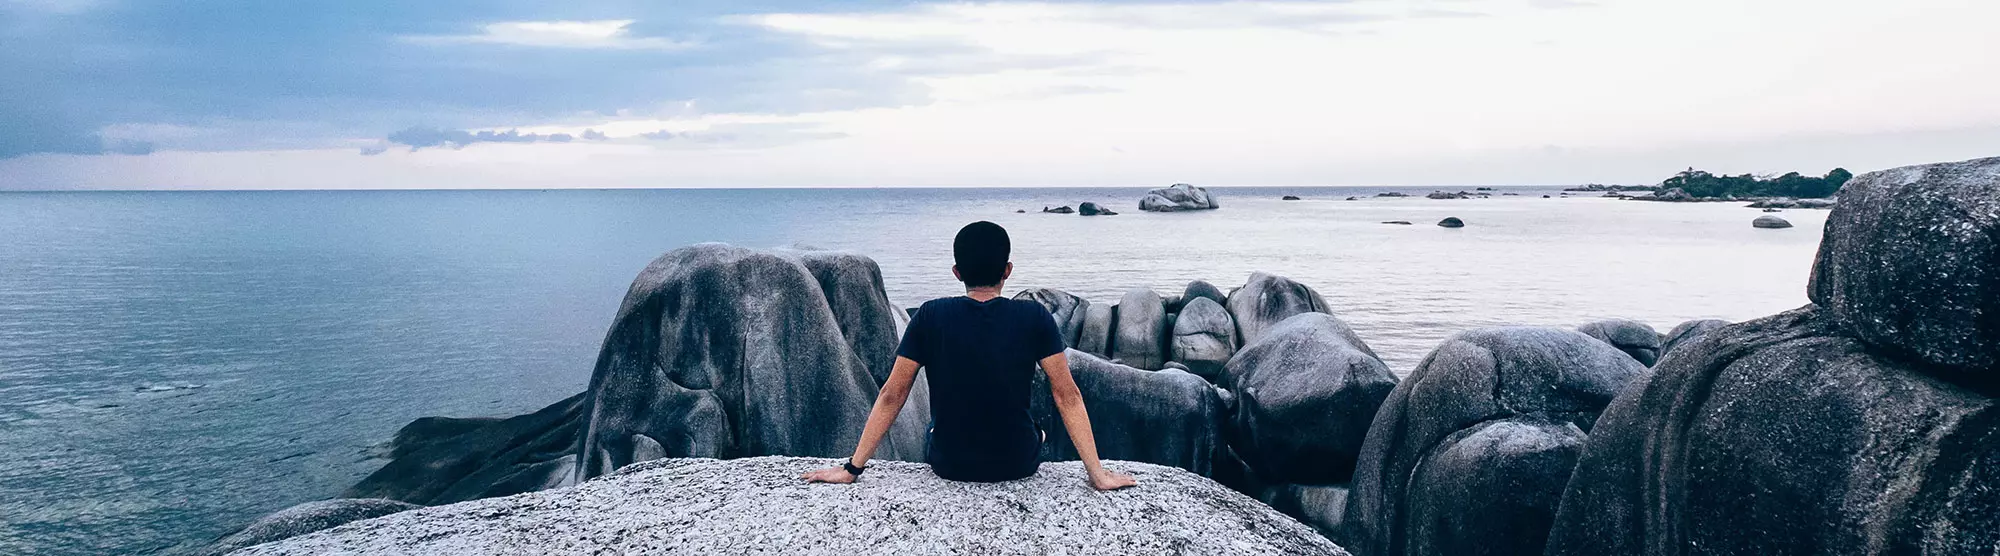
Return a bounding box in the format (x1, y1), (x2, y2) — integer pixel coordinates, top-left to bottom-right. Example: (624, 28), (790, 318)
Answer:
(208, 156), (1998, 555)
(1138, 183), (1220, 211)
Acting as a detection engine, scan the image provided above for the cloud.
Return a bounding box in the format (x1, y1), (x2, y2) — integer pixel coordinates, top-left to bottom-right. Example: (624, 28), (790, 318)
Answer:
(385, 127), (586, 150)
(404, 19), (700, 50)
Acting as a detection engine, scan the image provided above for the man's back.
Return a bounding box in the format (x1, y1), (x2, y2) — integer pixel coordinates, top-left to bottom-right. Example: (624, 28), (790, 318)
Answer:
(898, 296), (1066, 482)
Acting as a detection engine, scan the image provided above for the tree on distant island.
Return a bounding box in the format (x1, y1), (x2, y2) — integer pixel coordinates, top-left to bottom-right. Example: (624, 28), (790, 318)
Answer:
(1660, 167), (1853, 198)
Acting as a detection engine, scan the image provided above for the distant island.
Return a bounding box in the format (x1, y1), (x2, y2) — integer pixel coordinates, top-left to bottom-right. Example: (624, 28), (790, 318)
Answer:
(1657, 167), (1853, 199)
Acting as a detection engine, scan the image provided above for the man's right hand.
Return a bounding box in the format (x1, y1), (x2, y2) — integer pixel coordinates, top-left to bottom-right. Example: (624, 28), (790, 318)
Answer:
(801, 466), (857, 484)
(1090, 470), (1138, 491)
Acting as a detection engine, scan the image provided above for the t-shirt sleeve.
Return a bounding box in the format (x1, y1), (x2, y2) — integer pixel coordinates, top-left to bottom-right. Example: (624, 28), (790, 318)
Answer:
(1028, 305), (1068, 360)
(895, 306), (929, 365)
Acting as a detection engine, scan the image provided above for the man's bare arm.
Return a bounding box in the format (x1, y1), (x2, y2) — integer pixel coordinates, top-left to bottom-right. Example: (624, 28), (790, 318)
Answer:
(802, 355), (921, 483)
(1042, 351), (1138, 491)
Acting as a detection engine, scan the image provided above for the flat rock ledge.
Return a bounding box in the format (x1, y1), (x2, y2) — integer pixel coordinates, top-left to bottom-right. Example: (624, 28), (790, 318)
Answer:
(236, 457), (1346, 556)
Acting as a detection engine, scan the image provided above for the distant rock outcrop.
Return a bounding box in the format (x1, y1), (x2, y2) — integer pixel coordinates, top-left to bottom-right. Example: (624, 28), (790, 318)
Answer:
(1042, 205), (1075, 214)
(1078, 202), (1117, 216)
(238, 457), (1347, 556)
(1437, 217), (1465, 228)
(1752, 215), (1792, 228)
(1139, 183), (1221, 212)
(1341, 327), (1646, 556)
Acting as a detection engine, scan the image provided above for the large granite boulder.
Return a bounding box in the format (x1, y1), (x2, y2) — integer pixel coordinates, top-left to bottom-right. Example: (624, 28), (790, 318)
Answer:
(1075, 302), (1115, 357)
(1111, 288), (1168, 369)
(1169, 297), (1237, 381)
(200, 499), (419, 556)
(1013, 288), (1090, 347)
(1139, 183), (1221, 212)
(1227, 272), (1339, 346)
(237, 457), (1347, 556)
(1545, 307), (1999, 555)
(1340, 327), (1646, 556)
(344, 245), (926, 509)
(1576, 319), (1665, 366)
(1662, 318), (1728, 356)
(1224, 313), (1397, 485)
(1404, 417), (1587, 556)
(1809, 156), (2000, 380)
(573, 245), (917, 480)
(1033, 350), (1225, 476)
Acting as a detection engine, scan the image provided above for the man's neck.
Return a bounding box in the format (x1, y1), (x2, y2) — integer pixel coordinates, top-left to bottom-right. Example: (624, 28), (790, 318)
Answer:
(965, 286), (1003, 301)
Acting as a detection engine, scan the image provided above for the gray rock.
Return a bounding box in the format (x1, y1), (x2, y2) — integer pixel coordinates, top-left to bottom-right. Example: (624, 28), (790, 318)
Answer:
(345, 393), (587, 504)
(1226, 272), (1338, 346)
(1033, 350), (1226, 475)
(1545, 307), (1999, 555)
(1655, 187), (1693, 202)
(344, 244), (927, 508)
(1178, 280), (1229, 312)
(238, 457), (1346, 556)
(1576, 318), (1665, 367)
(1795, 198), (1837, 209)
(1752, 215), (1793, 228)
(1808, 156), (2000, 378)
(1662, 318), (1729, 356)
(1340, 327), (1646, 556)
(1437, 217), (1465, 228)
(1224, 313), (1396, 485)
(1013, 288), (1091, 347)
(1138, 183), (1221, 212)
(1077, 202), (1117, 216)
(574, 245), (916, 481)
(1168, 297), (1237, 381)
(202, 498), (419, 555)
(1111, 288), (1168, 369)
(1381, 221), (1413, 225)
(1283, 195), (1303, 201)
(1405, 417), (1586, 556)
(1075, 302), (1115, 357)
(1260, 484), (1351, 541)
(1426, 191), (1471, 200)
(1042, 205), (1075, 214)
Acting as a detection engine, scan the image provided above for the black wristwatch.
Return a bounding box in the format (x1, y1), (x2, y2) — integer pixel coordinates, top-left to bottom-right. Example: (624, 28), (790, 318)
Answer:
(842, 460), (866, 476)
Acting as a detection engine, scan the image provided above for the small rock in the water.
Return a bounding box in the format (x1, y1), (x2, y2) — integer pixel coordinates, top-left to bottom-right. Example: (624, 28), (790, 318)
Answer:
(1542, 195), (1551, 198)
(1015, 209), (1026, 213)
(1078, 202), (1117, 216)
(1437, 217), (1465, 228)
(1138, 183), (1221, 212)
(1346, 196), (1359, 201)
(1752, 215), (1792, 228)
(1762, 208), (1781, 212)
(1282, 195), (1302, 201)
(1043, 205), (1076, 214)
(1381, 221), (1413, 225)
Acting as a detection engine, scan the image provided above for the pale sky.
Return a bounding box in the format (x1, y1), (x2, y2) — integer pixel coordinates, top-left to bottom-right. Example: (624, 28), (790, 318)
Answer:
(2, 0), (1997, 189)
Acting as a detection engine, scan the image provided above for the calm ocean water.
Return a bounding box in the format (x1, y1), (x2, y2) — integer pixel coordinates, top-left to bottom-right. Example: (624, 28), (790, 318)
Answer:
(0, 187), (1827, 555)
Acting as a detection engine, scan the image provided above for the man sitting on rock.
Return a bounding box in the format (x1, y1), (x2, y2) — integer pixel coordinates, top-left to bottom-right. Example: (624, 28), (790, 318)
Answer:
(804, 221), (1139, 491)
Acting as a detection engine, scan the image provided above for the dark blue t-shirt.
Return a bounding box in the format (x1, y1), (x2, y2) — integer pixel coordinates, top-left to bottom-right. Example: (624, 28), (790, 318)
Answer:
(897, 296), (1067, 482)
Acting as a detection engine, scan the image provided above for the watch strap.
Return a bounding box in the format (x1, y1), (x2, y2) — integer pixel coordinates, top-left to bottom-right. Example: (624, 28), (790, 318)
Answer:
(842, 460), (866, 476)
